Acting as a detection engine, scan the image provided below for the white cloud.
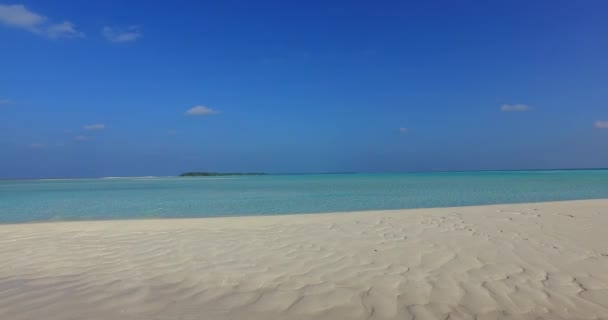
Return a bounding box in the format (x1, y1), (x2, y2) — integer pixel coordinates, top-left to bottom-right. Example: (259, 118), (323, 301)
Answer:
(102, 26), (141, 43)
(83, 123), (105, 131)
(46, 21), (83, 39)
(399, 127), (408, 134)
(0, 4), (83, 39)
(185, 105), (218, 116)
(74, 135), (89, 142)
(0, 98), (10, 105)
(29, 143), (43, 149)
(595, 121), (608, 129)
(0, 4), (43, 31)
(501, 104), (530, 112)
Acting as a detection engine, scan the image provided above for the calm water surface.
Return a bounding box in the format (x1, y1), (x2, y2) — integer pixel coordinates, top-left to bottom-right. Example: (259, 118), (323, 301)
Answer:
(1, 170), (608, 223)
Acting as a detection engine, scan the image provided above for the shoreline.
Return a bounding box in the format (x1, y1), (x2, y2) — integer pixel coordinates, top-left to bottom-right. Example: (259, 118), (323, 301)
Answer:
(2, 199), (608, 319)
(2, 198), (607, 226)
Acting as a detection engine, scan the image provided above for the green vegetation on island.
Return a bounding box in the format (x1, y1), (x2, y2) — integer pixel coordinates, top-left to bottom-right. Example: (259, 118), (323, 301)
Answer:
(179, 172), (267, 177)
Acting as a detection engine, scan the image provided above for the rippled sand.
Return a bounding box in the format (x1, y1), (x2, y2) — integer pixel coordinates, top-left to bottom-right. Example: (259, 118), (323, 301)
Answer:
(1, 200), (608, 319)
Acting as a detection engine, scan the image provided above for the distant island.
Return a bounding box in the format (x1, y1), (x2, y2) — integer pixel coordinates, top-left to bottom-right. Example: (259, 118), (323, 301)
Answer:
(179, 172), (267, 177)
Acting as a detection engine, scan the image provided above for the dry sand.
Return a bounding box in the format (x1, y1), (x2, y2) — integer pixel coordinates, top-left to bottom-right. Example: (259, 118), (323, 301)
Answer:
(1, 199), (608, 320)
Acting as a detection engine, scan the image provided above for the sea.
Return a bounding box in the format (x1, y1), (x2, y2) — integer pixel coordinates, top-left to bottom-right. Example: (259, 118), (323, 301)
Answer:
(1, 170), (607, 223)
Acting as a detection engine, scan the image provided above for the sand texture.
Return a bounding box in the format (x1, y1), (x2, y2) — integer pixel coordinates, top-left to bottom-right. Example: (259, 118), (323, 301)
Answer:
(1, 200), (608, 319)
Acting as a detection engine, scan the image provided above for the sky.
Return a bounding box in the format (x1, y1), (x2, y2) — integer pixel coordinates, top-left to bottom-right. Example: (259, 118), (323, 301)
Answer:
(1, 0), (607, 178)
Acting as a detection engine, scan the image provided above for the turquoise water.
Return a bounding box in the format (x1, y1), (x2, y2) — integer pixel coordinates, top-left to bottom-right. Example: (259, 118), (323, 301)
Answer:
(1, 170), (607, 223)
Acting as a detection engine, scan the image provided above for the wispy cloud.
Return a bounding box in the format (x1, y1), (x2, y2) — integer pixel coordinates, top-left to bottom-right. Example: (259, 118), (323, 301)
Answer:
(185, 105), (218, 116)
(501, 104), (530, 112)
(595, 121), (608, 129)
(29, 143), (43, 149)
(0, 98), (11, 106)
(399, 127), (409, 134)
(74, 135), (89, 142)
(0, 4), (83, 39)
(83, 123), (105, 131)
(0, 4), (43, 32)
(46, 21), (82, 39)
(102, 26), (141, 43)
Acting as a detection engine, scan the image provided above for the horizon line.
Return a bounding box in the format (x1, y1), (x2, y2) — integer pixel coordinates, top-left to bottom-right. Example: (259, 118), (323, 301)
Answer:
(2, 167), (608, 181)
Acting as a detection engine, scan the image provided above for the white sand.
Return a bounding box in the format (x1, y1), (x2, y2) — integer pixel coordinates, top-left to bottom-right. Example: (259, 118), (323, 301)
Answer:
(1, 200), (608, 320)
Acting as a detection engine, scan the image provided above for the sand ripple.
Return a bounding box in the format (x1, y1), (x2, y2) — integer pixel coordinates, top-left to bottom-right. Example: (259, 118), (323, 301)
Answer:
(1, 200), (608, 319)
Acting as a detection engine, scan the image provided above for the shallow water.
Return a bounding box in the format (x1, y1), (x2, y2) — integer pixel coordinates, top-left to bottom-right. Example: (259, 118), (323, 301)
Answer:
(1, 170), (607, 223)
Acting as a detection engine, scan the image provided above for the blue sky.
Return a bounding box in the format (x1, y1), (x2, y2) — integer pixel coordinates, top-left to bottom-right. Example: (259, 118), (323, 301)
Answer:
(1, 0), (607, 178)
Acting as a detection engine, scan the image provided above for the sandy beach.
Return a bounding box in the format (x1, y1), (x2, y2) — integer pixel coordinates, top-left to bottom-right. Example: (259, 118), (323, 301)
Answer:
(1, 199), (607, 319)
